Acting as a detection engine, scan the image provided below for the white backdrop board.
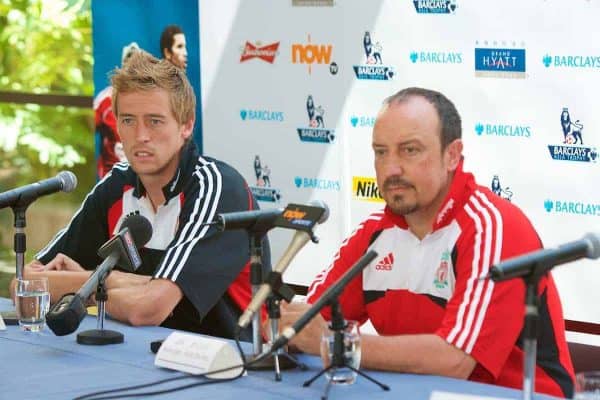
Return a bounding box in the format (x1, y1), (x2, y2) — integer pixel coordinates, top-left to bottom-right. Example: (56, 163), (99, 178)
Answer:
(200, 0), (600, 325)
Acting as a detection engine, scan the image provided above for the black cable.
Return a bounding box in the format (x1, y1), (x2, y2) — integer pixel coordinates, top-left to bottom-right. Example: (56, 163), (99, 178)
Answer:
(74, 362), (247, 400)
(234, 325), (248, 368)
(73, 330), (253, 400)
(76, 374), (243, 400)
(72, 375), (192, 400)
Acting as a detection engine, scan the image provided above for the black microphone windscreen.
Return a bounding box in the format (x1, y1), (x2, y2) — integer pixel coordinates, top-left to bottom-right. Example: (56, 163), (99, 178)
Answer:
(120, 214), (153, 248)
(46, 294), (87, 336)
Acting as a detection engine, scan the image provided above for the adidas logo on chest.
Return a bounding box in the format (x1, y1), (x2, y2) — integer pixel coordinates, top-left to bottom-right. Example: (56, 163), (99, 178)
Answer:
(363, 224), (461, 299)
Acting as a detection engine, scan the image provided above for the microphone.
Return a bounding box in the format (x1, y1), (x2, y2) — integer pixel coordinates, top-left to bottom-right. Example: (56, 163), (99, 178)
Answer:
(215, 208), (284, 231)
(0, 171), (77, 209)
(46, 215), (152, 336)
(237, 200), (330, 329)
(486, 233), (600, 282)
(270, 250), (378, 353)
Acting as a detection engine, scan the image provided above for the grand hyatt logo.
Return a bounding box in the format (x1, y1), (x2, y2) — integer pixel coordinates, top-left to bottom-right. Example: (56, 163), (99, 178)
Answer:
(352, 176), (384, 203)
(240, 41), (280, 63)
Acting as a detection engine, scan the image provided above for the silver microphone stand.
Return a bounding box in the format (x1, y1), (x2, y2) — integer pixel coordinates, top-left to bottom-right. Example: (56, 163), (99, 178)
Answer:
(521, 269), (543, 400)
(245, 233), (306, 380)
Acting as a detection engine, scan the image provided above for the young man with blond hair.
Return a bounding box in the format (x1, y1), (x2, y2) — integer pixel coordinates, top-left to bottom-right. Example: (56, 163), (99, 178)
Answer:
(13, 51), (264, 339)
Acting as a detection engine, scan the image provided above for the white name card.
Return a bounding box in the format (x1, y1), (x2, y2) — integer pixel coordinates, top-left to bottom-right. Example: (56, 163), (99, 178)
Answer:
(154, 331), (244, 379)
(0, 314), (5, 331)
(430, 391), (511, 400)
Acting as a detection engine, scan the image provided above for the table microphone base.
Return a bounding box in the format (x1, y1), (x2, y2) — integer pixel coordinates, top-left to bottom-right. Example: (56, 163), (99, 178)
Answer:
(246, 350), (302, 370)
(77, 329), (124, 345)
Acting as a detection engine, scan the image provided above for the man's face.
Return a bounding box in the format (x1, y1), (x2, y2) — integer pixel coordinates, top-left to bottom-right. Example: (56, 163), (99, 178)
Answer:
(116, 88), (193, 184)
(167, 33), (187, 69)
(372, 96), (460, 219)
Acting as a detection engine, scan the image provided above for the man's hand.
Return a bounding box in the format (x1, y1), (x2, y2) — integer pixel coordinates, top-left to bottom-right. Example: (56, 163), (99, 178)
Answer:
(279, 301), (329, 355)
(8, 257), (80, 302)
(9, 258), (92, 305)
(35, 253), (85, 272)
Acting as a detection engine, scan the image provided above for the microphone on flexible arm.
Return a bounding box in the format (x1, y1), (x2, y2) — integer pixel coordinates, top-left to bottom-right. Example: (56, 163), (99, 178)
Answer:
(214, 208), (284, 232)
(237, 200), (330, 329)
(46, 214), (153, 336)
(270, 249), (378, 353)
(485, 232), (600, 282)
(0, 171), (77, 209)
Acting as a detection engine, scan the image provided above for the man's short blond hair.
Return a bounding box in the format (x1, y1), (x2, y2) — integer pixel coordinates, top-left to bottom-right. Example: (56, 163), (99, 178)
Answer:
(111, 50), (195, 126)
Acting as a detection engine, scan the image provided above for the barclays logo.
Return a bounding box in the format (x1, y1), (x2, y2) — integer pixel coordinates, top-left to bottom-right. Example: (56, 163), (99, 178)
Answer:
(548, 107), (597, 163)
(297, 95), (335, 144)
(296, 128), (336, 143)
(543, 54), (600, 69)
(548, 146), (597, 162)
(475, 46), (526, 79)
(410, 51), (462, 64)
(294, 176), (340, 191)
(350, 115), (376, 128)
(544, 199), (600, 217)
(240, 109), (284, 122)
(353, 32), (395, 81)
(251, 155), (281, 202)
(475, 122), (531, 138)
(250, 186), (282, 203)
(413, 0), (457, 14)
(354, 65), (394, 80)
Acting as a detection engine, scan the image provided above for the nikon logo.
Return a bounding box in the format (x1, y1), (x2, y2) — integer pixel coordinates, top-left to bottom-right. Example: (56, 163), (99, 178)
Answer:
(352, 176), (384, 203)
(292, 34), (333, 74)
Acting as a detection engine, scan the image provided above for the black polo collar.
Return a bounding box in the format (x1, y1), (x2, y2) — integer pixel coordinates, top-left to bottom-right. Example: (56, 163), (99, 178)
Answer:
(132, 141), (198, 201)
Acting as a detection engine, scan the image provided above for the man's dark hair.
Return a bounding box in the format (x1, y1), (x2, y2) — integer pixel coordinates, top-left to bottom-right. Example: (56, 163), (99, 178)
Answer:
(383, 87), (462, 150)
(160, 25), (184, 58)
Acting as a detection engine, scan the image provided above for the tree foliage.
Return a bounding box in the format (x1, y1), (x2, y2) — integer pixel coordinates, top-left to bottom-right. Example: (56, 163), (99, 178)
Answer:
(0, 0), (94, 269)
(0, 0), (94, 199)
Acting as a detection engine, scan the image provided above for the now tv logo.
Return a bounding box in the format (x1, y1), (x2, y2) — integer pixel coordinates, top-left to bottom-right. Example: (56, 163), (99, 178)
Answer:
(292, 34), (333, 74)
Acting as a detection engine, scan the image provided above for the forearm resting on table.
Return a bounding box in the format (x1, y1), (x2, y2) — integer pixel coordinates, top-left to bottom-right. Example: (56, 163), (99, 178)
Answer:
(105, 278), (182, 326)
(105, 270), (152, 289)
(11, 267), (149, 304)
(280, 302), (475, 379)
(359, 333), (476, 379)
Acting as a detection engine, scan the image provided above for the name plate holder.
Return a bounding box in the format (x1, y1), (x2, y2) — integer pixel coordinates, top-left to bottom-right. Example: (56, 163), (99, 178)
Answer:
(154, 331), (244, 379)
(430, 391), (511, 400)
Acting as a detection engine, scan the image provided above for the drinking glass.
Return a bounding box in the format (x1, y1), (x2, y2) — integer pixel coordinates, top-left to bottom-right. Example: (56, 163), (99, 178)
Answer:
(16, 277), (50, 332)
(320, 320), (361, 385)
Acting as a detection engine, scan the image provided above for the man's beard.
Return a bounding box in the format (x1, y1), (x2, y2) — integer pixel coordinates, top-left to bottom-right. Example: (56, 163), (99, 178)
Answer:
(386, 194), (418, 215)
(382, 175), (418, 215)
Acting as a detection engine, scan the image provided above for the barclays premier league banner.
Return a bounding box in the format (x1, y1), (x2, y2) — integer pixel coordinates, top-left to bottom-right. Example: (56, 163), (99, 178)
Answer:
(198, 0), (600, 326)
(92, 0), (201, 179)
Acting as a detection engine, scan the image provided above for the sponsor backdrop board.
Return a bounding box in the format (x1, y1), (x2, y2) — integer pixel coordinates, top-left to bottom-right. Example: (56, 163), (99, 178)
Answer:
(200, 0), (600, 324)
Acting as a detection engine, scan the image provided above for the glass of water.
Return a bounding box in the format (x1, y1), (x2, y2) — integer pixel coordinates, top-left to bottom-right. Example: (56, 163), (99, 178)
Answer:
(16, 277), (50, 332)
(320, 320), (361, 385)
(575, 371), (600, 399)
